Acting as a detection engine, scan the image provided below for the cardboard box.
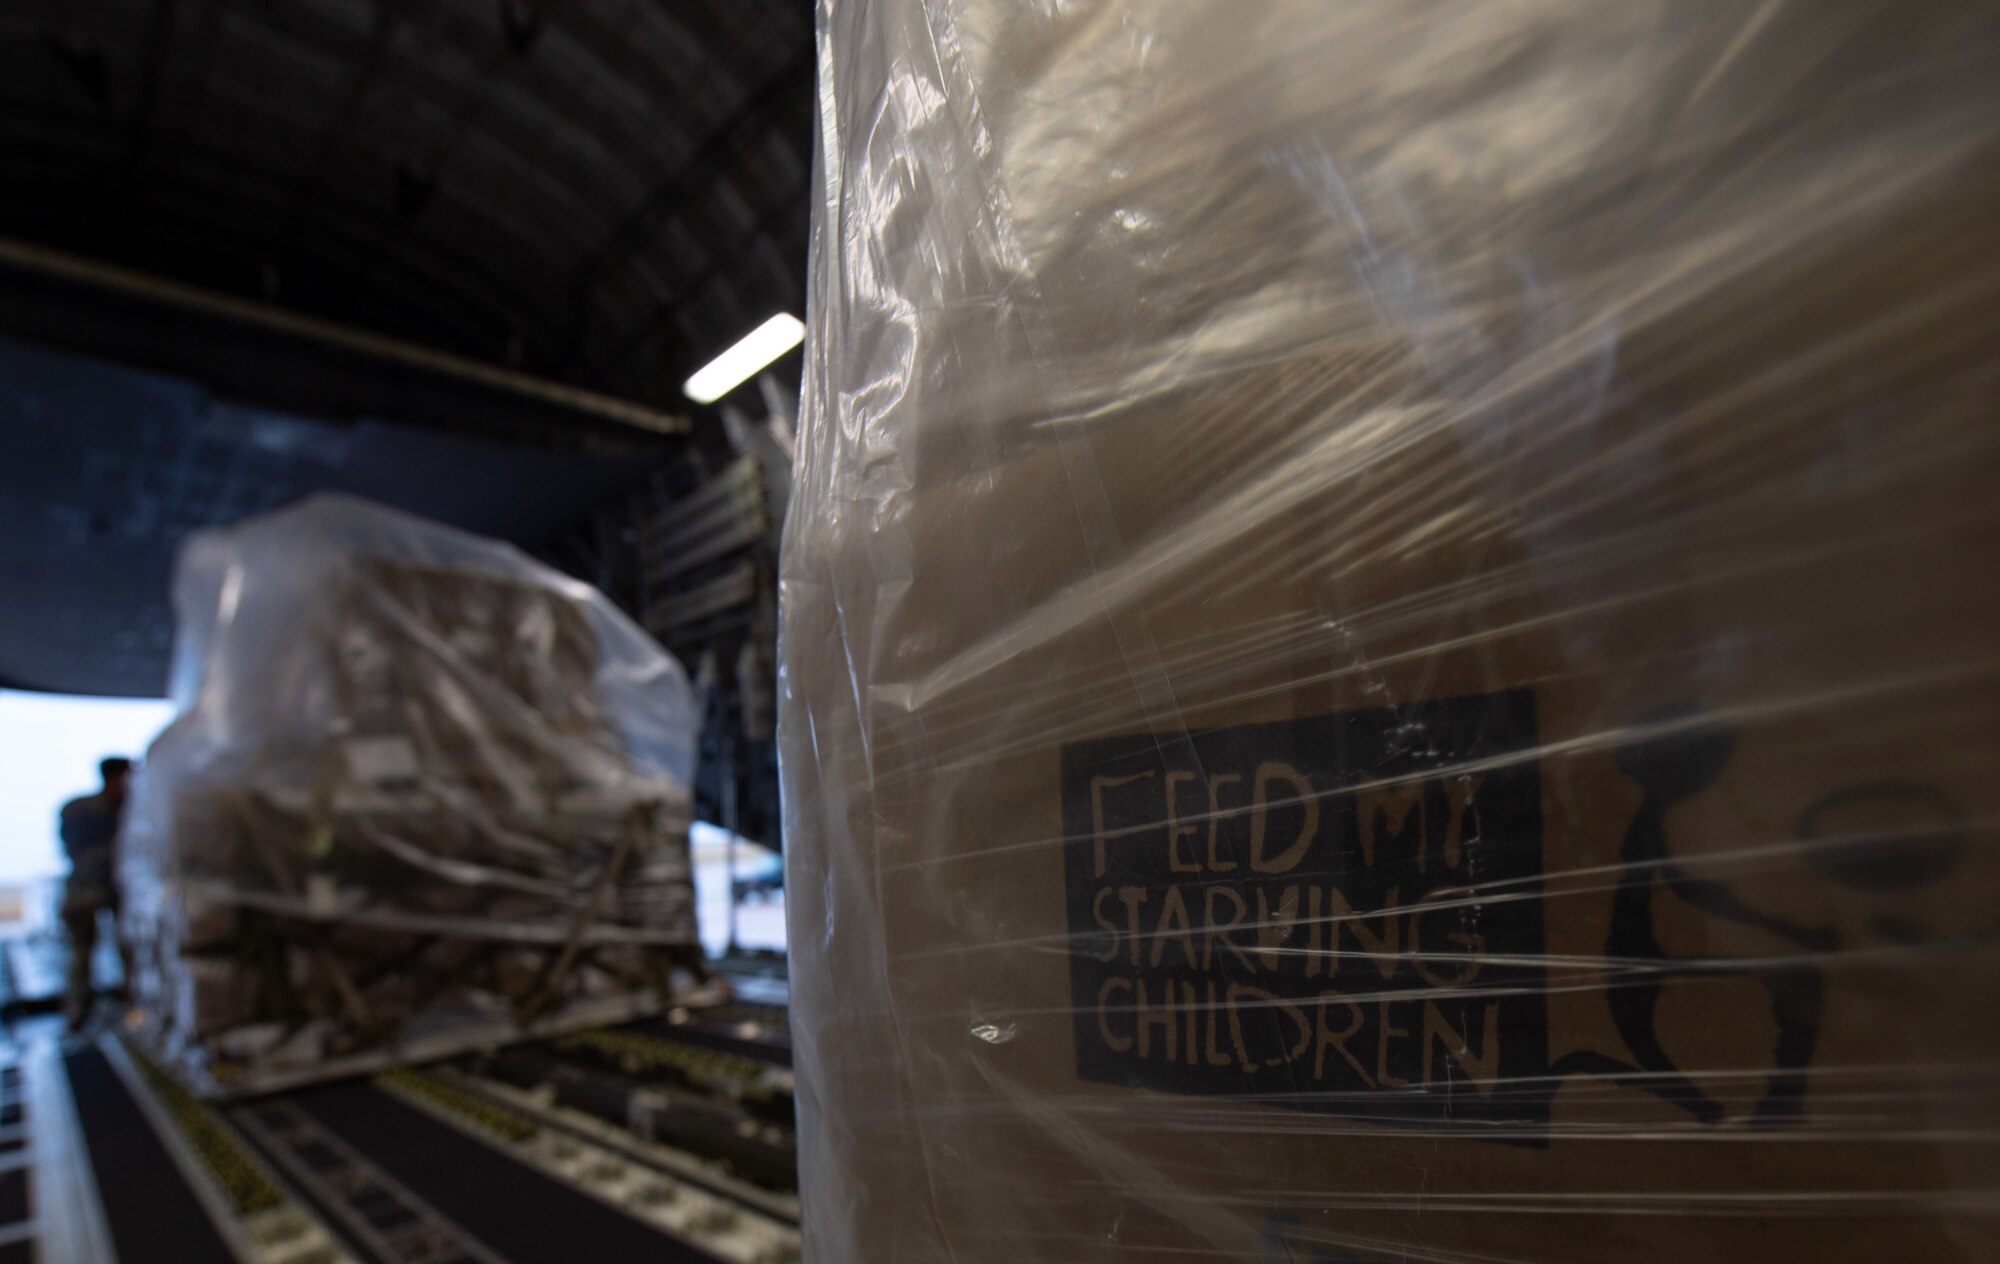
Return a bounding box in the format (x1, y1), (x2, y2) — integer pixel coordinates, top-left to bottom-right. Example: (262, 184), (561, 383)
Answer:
(782, 3), (2000, 1259)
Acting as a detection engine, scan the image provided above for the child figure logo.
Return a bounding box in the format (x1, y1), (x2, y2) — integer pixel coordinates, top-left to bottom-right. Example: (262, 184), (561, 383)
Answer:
(1550, 702), (1951, 1126)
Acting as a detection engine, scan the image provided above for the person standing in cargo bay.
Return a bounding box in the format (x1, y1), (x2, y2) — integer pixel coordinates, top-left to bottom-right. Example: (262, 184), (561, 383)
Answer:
(59, 756), (135, 1032)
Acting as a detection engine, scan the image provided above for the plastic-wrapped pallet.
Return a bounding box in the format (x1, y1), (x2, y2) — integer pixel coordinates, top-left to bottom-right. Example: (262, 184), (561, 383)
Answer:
(124, 494), (703, 1094)
(780, 3), (2000, 1261)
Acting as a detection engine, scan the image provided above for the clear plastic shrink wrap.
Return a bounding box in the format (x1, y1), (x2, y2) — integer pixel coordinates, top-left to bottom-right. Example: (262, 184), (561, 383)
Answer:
(125, 494), (702, 1093)
(779, 2), (2000, 1261)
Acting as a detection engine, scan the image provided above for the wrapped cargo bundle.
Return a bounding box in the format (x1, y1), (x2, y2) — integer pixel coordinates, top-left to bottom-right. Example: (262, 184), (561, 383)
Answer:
(781, 3), (2000, 1262)
(125, 495), (703, 1094)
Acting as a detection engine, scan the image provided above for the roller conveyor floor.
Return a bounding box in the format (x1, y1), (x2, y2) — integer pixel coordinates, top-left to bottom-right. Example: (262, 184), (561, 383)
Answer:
(241, 1080), (723, 1264)
(63, 1046), (236, 1264)
(5, 1007), (799, 1264)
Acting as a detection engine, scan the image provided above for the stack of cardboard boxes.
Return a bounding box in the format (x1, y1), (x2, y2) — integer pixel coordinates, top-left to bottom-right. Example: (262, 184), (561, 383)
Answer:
(128, 498), (701, 1092)
(782, 2), (2000, 1259)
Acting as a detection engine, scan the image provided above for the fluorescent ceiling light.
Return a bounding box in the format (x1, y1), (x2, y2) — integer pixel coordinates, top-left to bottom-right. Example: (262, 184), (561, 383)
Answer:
(683, 313), (805, 404)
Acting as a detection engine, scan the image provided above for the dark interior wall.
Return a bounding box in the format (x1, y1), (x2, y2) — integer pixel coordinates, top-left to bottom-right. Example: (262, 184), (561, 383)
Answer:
(0, 334), (661, 696)
(0, 0), (815, 701)
(0, 0), (812, 404)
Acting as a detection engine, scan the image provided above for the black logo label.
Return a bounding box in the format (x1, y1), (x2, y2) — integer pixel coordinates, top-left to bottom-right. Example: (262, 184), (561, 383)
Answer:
(1061, 690), (1548, 1132)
